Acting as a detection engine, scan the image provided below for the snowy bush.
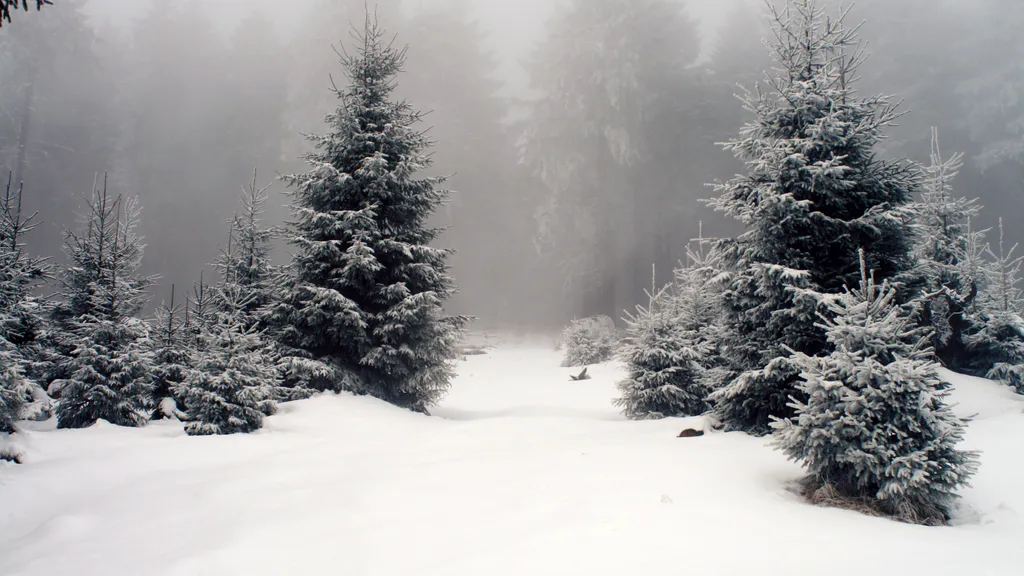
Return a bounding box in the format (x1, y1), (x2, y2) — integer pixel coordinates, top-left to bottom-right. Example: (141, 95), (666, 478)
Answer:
(560, 316), (617, 367)
(773, 255), (979, 524)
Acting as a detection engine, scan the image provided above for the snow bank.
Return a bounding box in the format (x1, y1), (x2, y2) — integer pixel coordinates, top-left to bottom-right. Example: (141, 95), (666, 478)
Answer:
(0, 348), (1020, 575)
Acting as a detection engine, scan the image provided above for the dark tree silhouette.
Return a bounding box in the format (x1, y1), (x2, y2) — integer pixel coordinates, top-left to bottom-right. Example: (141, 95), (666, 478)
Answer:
(0, 1), (51, 27)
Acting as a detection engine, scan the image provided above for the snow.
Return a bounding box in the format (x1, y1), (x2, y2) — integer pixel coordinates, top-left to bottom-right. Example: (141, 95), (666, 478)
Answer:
(1, 340), (1022, 576)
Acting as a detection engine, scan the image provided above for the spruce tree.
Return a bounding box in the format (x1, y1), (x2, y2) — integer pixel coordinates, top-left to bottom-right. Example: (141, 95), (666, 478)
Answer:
(0, 340), (24, 434)
(560, 316), (617, 368)
(966, 219), (1024, 392)
(148, 286), (190, 420)
(706, 1), (918, 435)
(184, 273), (215, 351)
(216, 170), (280, 330)
(180, 285), (277, 436)
(53, 181), (155, 429)
(0, 175), (50, 423)
(911, 129), (985, 369)
(614, 271), (707, 420)
(211, 217), (285, 408)
(773, 253), (979, 524)
(269, 14), (467, 413)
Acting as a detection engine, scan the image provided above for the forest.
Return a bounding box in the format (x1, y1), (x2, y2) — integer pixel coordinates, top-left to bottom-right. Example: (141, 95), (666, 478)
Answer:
(1, 0), (1024, 552)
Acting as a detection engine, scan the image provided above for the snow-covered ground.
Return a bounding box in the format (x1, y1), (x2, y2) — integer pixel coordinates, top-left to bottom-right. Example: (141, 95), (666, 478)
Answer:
(1, 339), (1022, 576)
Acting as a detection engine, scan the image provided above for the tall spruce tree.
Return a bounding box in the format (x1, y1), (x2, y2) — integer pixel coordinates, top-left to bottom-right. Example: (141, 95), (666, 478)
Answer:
(53, 180), (155, 429)
(706, 1), (918, 435)
(269, 14), (467, 413)
(773, 253), (978, 524)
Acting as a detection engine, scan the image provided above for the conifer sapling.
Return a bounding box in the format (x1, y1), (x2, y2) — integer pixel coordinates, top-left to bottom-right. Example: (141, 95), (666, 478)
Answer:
(773, 252), (979, 524)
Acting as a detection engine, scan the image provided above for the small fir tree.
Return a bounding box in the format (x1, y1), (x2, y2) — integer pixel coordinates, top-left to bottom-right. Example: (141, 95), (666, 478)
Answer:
(0, 175), (50, 423)
(678, 227), (731, 393)
(148, 286), (190, 420)
(180, 285), (277, 436)
(561, 316), (617, 368)
(55, 317), (153, 429)
(53, 180), (155, 428)
(615, 268), (709, 420)
(215, 170), (280, 330)
(773, 252), (979, 524)
(706, 1), (918, 435)
(910, 128), (985, 369)
(966, 219), (1024, 392)
(184, 272), (215, 351)
(0, 340), (25, 434)
(269, 14), (468, 412)
(0, 174), (48, 348)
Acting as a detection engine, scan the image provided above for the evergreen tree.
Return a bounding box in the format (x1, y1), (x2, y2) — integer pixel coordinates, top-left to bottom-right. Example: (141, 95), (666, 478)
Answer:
(211, 215), (285, 407)
(0, 175), (50, 422)
(614, 272), (708, 420)
(911, 128), (985, 369)
(215, 171), (280, 330)
(773, 253), (979, 524)
(615, 230), (727, 419)
(53, 181), (154, 428)
(706, 1), (918, 435)
(0, 339), (24, 434)
(55, 316), (152, 429)
(184, 272), (215, 351)
(148, 286), (190, 420)
(561, 316), (617, 368)
(180, 284), (277, 436)
(966, 219), (1024, 392)
(269, 14), (467, 412)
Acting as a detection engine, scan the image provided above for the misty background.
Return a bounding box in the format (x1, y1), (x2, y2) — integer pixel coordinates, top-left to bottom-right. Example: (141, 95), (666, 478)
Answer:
(0, 0), (1019, 328)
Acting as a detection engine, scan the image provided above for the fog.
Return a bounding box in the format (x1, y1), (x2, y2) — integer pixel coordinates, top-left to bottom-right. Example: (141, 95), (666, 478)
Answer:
(1, 0), (1020, 328)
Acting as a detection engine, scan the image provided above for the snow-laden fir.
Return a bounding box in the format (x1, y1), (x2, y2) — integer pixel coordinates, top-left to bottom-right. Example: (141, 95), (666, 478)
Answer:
(268, 15), (467, 413)
(614, 239), (722, 420)
(706, 1), (918, 435)
(773, 253), (979, 524)
(51, 185), (155, 430)
(560, 315), (617, 368)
